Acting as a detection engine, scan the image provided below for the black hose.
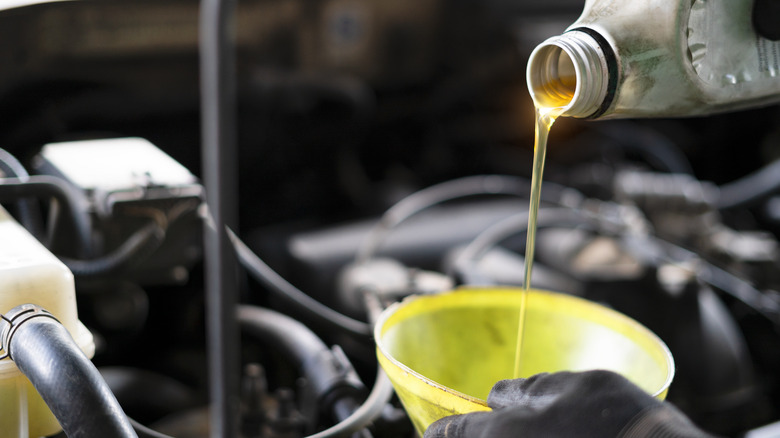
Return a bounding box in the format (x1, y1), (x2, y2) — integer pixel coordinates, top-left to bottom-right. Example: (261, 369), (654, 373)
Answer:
(1, 307), (137, 438)
(238, 305), (389, 438)
(239, 305), (330, 365)
(238, 305), (365, 410)
(0, 147), (42, 233)
(61, 221), (165, 277)
(0, 175), (93, 257)
(101, 367), (201, 423)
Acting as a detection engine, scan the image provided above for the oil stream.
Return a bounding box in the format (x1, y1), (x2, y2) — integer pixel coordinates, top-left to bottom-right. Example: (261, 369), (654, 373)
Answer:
(513, 104), (567, 379)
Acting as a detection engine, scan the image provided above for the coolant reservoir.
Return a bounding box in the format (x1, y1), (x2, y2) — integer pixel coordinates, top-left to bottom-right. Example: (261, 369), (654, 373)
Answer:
(0, 206), (95, 438)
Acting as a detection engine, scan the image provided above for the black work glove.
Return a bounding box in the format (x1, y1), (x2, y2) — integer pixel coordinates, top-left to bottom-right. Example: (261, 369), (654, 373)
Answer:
(424, 370), (716, 438)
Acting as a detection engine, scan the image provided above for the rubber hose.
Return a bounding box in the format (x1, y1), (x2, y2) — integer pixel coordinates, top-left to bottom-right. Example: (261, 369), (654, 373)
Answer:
(238, 305), (364, 407)
(101, 367), (201, 422)
(7, 315), (137, 438)
(0, 147), (42, 234)
(0, 175), (93, 257)
(238, 305), (330, 364)
(61, 222), (164, 277)
(238, 305), (392, 438)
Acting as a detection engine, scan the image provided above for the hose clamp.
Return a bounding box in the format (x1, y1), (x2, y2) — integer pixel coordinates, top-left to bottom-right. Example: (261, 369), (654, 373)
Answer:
(0, 304), (60, 361)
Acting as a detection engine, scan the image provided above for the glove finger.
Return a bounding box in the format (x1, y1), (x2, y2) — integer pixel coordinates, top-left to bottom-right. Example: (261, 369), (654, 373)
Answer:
(424, 412), (495, 438)
(487, 373), (565, 409)
(487, 371), (632, 410)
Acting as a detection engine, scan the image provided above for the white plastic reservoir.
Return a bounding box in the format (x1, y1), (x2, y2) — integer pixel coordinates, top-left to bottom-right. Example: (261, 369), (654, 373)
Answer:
(0, 206), (95, 438)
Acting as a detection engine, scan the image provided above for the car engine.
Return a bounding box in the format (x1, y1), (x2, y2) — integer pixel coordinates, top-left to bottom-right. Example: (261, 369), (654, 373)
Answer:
(0, 1), (779, 437)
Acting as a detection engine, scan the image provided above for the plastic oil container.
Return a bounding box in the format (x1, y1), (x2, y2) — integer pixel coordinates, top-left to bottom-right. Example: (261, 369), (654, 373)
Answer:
(0, 206), (95, 437)
(526, 0), (780, 119)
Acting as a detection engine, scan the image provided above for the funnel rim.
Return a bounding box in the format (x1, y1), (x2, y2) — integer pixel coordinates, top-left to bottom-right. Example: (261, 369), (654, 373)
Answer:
(375, 287), (674, 400)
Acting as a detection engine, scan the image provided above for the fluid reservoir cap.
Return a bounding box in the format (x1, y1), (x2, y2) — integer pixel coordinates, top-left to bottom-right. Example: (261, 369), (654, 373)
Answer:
(37, 137), (197, 193)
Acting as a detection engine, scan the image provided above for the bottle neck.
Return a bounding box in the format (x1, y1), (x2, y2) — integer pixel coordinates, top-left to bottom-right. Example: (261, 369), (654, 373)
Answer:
(526, 29), (613, 118)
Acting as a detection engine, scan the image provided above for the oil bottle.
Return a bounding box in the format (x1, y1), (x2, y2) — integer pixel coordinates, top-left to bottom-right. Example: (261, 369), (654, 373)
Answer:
(526, 0), (780, 119)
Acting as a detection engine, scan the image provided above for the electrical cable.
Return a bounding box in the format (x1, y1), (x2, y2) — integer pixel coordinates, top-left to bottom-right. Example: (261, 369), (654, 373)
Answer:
(200, 0), (241, 435)
(215, 230), (391, 437)
(717, 158), (780, 210)
(233, 263), (392, 438)
(0, 147), (27, 178)
(355, 174), (583, 264)
(228, 228), (371, 337)
(130, 418), (175, 438)
(305, 289), (394, 438)
(304, 368), (395, 438)
(331, 399), (374, 438)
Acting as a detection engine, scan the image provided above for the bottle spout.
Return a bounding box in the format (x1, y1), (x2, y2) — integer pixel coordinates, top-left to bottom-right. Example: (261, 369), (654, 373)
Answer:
(526, 29), (613, 118)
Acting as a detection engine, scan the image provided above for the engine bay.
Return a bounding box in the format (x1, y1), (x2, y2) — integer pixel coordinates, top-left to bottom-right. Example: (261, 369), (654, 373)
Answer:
(1, 1), (780, 437)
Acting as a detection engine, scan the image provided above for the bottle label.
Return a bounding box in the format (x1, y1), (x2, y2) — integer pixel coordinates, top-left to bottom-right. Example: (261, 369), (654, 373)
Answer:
(756, 37), (780, 75)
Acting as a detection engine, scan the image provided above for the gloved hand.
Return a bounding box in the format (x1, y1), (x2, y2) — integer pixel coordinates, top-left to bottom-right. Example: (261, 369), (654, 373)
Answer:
(424, 370), (715, 438)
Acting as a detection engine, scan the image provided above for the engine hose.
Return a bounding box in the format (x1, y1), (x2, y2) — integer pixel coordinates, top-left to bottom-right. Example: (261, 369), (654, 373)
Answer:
(238, 305), (366, 417)
(0, 147), (42, 234)
(0, 175), (93, 257)
(0, 304), (137, 438)
(60, 221), (165, 277)
(239, 305), (330, 365)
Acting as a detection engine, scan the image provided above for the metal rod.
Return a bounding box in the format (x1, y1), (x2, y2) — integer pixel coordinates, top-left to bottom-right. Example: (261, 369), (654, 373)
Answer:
(199, 0), (240, 436)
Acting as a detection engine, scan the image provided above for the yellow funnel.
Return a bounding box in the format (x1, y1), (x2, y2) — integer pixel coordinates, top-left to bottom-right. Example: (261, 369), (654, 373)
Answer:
(375, 288), (674, 435)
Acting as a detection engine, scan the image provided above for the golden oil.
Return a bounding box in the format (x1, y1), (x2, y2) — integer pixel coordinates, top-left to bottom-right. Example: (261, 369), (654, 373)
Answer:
(513, 88), (571, 378)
